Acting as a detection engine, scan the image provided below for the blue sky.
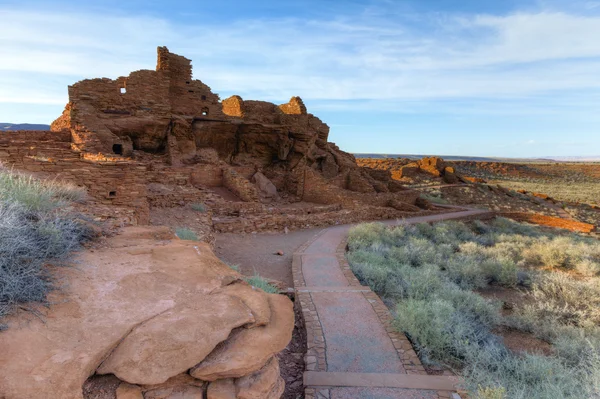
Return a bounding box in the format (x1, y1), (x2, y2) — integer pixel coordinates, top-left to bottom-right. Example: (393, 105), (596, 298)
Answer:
(1, 0), (599, 157)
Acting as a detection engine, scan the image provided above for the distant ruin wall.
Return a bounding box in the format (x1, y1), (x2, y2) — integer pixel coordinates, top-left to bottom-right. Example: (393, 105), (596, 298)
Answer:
(222, 168), (259, 202)
(278, 96), (307, 115)
(0, 131), (150, 224)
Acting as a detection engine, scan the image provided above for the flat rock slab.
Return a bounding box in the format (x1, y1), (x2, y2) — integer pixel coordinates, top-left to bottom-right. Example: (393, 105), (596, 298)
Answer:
(311, 292), (405, 373)
(301, 255), (349, 287)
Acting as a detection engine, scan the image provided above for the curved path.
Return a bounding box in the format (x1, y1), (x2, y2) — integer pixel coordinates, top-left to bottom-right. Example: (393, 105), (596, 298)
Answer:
(293, 209), (494, 399)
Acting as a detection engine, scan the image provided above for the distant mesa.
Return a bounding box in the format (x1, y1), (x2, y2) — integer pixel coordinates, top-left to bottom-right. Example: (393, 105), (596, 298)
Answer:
(2, 123), (50, 131)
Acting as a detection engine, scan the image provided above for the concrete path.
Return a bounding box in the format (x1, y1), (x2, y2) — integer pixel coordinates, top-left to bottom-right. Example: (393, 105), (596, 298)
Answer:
(294, 209), (493, 399)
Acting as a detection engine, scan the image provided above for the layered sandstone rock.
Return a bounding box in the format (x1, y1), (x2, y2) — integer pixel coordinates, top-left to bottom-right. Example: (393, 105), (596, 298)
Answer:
(206, 358), (285, 399)
(190, 294), (293, 381)
(358, 156), (462, 185)
(47, 46), (424, 216)
(0, 226), (293, 399)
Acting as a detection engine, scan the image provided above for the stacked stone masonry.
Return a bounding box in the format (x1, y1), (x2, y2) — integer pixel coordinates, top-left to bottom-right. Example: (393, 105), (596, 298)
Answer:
(4, 47), (438, 232)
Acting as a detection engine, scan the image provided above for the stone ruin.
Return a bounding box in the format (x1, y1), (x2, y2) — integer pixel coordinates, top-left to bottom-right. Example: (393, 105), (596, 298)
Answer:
(1, 46), (441, 231)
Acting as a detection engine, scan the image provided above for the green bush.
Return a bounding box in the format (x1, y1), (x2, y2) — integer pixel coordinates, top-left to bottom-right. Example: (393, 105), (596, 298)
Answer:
(175, 228), (198, 241)
(347, 218), (600, 398)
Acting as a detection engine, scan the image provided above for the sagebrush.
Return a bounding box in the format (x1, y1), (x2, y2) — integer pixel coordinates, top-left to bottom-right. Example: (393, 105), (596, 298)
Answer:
(0, 169), (89, 328)
(347, 218), (600, 398)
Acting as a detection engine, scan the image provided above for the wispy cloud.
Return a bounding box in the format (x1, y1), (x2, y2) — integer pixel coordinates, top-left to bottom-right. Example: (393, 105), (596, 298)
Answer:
(1, 2), (599, 119)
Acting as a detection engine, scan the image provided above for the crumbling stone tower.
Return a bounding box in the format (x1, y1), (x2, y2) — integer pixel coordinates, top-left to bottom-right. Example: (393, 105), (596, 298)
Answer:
(52, 47), (224, 161)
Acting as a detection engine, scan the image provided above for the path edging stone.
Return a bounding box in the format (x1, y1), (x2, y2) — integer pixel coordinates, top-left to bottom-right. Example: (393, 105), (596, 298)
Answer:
(293, 210), (493, 398)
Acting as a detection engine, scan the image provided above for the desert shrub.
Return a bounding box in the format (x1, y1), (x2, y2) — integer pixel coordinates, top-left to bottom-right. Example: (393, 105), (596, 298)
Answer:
(245, 273), (279, 294)
(175, 228), (198, 241)
(420, 193), (449, 204)
(476, 386), (506, 399)
(0, 170), (85, 212)
(516, 273), (600, 329)
(191, 203), (206, 212)
(347, 218), (600, 398)
(0, 170), (89, 327)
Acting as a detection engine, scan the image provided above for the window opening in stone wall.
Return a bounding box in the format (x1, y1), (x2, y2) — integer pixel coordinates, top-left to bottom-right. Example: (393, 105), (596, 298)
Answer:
(120, 87), (126, 94)
(201, 95), (207, 100)
(201, 107), (209, 116)
(112, 144), (123, 155)
(109, 191), (117, 197)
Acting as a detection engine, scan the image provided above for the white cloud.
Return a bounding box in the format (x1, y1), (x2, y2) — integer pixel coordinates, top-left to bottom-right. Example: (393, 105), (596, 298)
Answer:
(0, 5), (599, 113)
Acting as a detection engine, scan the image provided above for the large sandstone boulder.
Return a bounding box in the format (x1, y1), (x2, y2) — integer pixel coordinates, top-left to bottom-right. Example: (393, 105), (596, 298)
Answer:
(97, 294), (255, 385)
(397, 162), (420, 178)
(418, 156), (446, 177)
(190, 294), (294, 381)
(141, 373), (205, 399)
(252, 172), (280, 201)
(219, 283), (272, 328)
(346, 170), (374, 193)
(235, 357), (284, 399)
(443, 166), (460, 184)
(116, 383), (144, 399)
(0, 227), (293, 399)
(206, 358), (284, 399)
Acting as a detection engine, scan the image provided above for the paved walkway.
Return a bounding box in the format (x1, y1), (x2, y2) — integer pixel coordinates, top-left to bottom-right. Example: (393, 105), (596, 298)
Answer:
(293, 209), (493, 399)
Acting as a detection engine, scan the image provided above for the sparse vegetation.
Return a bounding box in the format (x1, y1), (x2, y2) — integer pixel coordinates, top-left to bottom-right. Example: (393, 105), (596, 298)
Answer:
(0, 168), (89, 328)
(226, 262), (240, 272)
(347, 218), (600, 398)
(191, 202), (207, 212)
(455, 161), (600, 206)
(245, 273), (279, 294)
(175, 228), (199, 241)
(420, 192), (449, 205)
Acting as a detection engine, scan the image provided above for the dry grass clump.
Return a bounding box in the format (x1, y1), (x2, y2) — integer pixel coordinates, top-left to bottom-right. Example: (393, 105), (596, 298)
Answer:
(347, 218), (600, 398)
(175, 228), (199, 241)
(245, 274), (279, 294)
(190, 202), (207, 212)
(0, 169), (90, 329)
(0, 168), (86, 212)
(455, 161), (600, 206)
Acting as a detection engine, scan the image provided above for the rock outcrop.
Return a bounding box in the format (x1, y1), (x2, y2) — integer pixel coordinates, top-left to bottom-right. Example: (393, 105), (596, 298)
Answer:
(0, 227), (293, 399)
(44, 46), (425, 220)
(357, 156), (461, 184)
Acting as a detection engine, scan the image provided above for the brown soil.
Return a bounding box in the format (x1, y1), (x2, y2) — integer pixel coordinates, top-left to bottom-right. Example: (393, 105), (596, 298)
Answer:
(215, 229), (319, 398)
(478, 286), (554, 356)
(214, 228), (321, 287)
(277, 295), (307, 399)
(83, 374), (120, 399)
(209, 186), (243, 202)
(478, 285), (529, 316)
(149, 206), (214, 244)
(494, 326), (554, 356)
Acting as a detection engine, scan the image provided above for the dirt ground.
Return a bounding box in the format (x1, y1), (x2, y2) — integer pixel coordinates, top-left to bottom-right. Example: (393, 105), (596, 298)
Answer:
(277, 297), (307, 399)
(149, 206), (214, 244)
(214, 228), (321, 287)
(215, 229), (320, 399)
(478, 286), (554, 356)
